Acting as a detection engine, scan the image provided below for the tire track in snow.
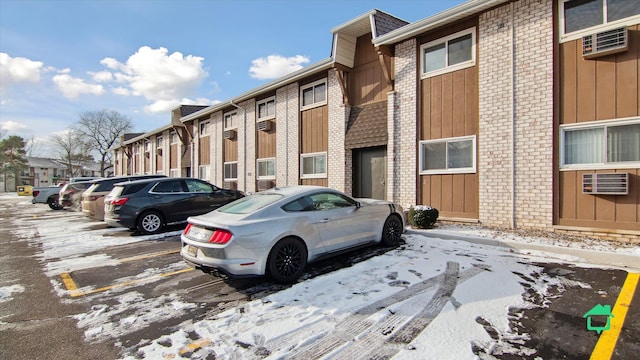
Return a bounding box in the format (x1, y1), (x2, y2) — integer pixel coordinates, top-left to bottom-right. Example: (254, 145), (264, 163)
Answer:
(250, 261), (484, 359)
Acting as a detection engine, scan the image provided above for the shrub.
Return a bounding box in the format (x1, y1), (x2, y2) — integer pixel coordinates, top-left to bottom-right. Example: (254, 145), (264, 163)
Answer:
(408, 205), (439, 229)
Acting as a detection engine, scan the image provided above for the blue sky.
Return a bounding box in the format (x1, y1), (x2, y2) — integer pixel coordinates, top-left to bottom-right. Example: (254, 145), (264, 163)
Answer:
(0, 0), (464, 157)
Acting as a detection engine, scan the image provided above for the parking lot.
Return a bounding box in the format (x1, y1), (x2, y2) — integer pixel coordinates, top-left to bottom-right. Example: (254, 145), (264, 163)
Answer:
(1, 193), (639, 359)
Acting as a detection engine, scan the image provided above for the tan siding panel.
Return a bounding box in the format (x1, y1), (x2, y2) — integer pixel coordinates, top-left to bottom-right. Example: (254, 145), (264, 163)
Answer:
(576, 53), (596, 122)
(441, 73), (453, 138)
(257, 126), (276, 159)
(452, 71), (466, 137)
(422, 79), (431, 139)
(465, 67), (478, 135)
(560, 41), (577, 124)
(301, 178), (328, 187)
(559, 171), (577, 219)
(616, 24), (639, 118)
(431, 77), (442, 139)
(596, 59), (616, 120)
(156, 154), (163, 171)
(199, 136), (210, 165)
(224, 138), (238, 162)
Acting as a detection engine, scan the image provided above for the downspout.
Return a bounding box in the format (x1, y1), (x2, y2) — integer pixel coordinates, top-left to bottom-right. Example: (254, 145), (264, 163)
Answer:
(510, 1), (516, 229)
(230, 101), (247, 191)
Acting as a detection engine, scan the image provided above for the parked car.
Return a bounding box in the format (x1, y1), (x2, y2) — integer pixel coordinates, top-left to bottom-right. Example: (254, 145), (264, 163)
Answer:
(58, 181), (93, 210)
(81, 175), (166, 221)
(32, 185), (64, 210)
(70, 176), (101, 183)
(104, 177), (245, 234)
(180, 186), (405, 283)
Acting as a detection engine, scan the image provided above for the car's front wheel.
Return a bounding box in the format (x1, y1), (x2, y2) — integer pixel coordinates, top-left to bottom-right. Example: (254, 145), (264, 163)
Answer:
(267, 237), (307, 284)
(381, 215), (403, 247)
(137, 210), (164, 234)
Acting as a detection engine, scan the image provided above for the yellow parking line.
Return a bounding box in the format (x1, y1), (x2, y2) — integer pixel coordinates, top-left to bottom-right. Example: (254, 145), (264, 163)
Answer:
(118, 249), (181, 263)
(178, 339), (212, 356)
(61, 267), (194, 297)
(590, 272), (639, 360)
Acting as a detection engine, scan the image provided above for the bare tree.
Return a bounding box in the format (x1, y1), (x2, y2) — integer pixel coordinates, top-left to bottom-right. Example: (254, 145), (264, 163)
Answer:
(72, 110), (133, 177)
(24, 136), (42, 157)
(50, 129), (93, 177)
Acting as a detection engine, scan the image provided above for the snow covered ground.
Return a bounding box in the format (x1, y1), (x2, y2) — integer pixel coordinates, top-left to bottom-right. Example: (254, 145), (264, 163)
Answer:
(2, 192), (638, 359)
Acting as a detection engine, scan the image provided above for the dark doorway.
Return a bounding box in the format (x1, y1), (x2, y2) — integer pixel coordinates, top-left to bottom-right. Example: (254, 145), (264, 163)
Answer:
(353, 147), (387, 200)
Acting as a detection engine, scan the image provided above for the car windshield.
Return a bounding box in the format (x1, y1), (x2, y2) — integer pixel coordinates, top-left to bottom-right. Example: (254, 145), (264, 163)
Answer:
(217, 193), (283, 214)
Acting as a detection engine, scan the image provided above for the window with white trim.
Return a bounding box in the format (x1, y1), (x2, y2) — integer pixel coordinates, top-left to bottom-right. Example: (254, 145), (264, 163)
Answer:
(419, 135), (476, 174)
(300, 152), (327, 178)
(421, 28), (475, 78)
(224, 112), (238, 130)
(257, 158), (276, 179)
(224, 161), (238, 181)
(560, 0), (640, 40)
(300, 79), (327, 110)
(198, 165), (211, 180)
(156, 136), (163, 148)
(257, 97), (276, 120)
(199, 121), (210, 135)
(170, 131), (178, 144)
(561, 118), (640, 169)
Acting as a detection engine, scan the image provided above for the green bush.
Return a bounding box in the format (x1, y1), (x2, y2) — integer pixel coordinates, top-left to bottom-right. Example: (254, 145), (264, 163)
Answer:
(408, 205), (439, 229)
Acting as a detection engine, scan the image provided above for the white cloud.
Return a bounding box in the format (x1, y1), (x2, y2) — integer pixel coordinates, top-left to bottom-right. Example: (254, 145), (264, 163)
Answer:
(0, 53), (44, 92)
(90, 70), (113, 82)
(1, 120), (28, 132)
(249, 54), (309, 80)
(112, 87), (131, 96)
(99, 46), (210, 113)
(52, 73), (105, 99)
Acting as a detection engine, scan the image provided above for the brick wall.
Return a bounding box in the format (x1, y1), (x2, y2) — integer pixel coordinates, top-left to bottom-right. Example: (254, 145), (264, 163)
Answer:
(478, 0), (554, 229)
(276, 83), (300, 187)
(328, 70), (348, 192)
(391, 38), (418, 208)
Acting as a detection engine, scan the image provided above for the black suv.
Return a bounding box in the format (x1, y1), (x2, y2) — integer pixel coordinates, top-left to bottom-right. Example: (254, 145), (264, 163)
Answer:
(104, 177), (244, 234)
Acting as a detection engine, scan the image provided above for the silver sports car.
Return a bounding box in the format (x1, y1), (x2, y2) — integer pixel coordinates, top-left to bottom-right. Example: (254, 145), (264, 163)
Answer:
(180, 186), (405, 283)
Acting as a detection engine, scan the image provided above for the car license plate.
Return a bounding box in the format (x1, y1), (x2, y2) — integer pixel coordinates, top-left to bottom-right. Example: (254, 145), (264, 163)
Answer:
(186, 245), (197, 257)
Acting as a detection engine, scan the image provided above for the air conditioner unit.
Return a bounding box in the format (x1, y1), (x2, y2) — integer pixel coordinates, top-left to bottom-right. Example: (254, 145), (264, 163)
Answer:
(223, 181), (238, 190)
(156, 148), (163, 156)
(582, 27), (628, 59)
(223, 129), (236, 140)
(582, 173), (629, 195)
(257, 120), (272, 132)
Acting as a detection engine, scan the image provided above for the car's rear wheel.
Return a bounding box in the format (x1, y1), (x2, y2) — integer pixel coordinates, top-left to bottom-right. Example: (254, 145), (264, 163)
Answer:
(267, 237), (307, 284)
(48, 196), (62, 210)
(137, 210), (164, 234)
(381, 215), (403, 247)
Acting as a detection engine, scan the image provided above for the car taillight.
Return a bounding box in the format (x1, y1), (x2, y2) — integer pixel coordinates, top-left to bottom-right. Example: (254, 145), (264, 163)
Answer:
(33, 190), (40, 197)
(110, 197), (128, 206)
(209, 229), (232, 244)
(183, 224), (192, 235)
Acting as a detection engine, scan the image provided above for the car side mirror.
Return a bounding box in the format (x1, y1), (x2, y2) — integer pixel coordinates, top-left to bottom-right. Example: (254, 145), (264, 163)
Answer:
(355, 201), (361, 209)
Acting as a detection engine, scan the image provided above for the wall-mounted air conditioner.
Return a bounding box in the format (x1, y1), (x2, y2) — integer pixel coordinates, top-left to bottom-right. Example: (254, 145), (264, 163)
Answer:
(582, 173), (629, 195)
(223, 129), (236, 140)
(257, 120), (272, 132)
(223, 181), (238, 190)
(582, 27), (628, 59)
(156, 148), (163, 156)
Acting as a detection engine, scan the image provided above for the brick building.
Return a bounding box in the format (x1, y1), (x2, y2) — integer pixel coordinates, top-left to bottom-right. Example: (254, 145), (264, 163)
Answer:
(113, 0), (640, 242)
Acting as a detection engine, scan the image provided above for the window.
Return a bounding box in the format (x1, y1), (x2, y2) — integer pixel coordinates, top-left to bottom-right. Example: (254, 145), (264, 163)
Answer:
(185, 179), (214, 193)
(257, 158), (276, 179)
(301, 152), (327, 178)
(421, 28), (475, 78)
(300, 79), (327, 110)
(561, 118), (640, 169)
(224, 112), (238, 130)
(283, 192), (356, 212)
(152, 180), (185, 193)
(170, 131), (178, 144)
(198, 165), (210, 180)
(419, 136), (476, 174)
(156, 136), (163, 148)
(224, 162), (238, 181)
(199, 121), (210, 135)
(560, 0), (640, 40)
(257, 97), (275, 120)
(144, 141), (151, 151)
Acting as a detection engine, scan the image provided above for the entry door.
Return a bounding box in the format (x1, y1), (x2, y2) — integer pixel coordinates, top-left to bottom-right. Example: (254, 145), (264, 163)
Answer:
(354, 147), (387, 200)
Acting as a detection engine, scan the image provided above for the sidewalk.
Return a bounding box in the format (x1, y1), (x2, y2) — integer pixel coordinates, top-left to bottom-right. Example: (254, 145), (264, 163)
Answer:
(407, 225), (640, 272)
